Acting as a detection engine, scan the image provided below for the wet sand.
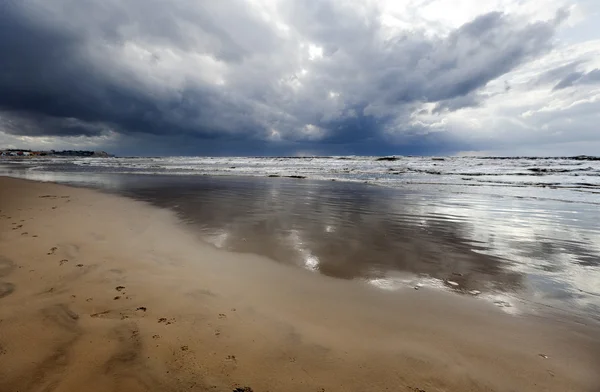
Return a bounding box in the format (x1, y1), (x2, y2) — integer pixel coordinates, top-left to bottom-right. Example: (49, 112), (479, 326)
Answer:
(0, 176), (599, 392)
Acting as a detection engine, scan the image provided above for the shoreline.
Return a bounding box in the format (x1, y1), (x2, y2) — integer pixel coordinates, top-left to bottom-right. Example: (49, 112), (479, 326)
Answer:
(1, 176), (599, 391)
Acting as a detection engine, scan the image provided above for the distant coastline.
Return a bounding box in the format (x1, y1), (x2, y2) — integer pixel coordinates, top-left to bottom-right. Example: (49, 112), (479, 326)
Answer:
(0, 149), (113, 158)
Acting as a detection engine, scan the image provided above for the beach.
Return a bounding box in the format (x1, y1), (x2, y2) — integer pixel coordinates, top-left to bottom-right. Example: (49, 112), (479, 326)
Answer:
(1, 175), (599, 392)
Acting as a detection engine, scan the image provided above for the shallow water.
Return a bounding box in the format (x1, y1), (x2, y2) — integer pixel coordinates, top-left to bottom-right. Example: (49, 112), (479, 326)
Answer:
(1, 159), (599, 320)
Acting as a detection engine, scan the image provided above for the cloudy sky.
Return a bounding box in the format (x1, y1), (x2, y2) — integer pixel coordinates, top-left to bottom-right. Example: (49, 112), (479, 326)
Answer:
(1, 0), (599, 156)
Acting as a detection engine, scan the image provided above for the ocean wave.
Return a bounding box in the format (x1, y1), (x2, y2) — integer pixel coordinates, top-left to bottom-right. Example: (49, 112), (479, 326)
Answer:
(4, 155), (599, 204)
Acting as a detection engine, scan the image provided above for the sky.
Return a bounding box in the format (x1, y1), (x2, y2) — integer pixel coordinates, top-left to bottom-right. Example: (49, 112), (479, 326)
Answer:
(1, 0), (599, 156)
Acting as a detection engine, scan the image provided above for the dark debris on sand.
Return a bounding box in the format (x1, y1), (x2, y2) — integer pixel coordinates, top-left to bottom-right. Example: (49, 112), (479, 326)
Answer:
(158, 317), (174, 325)
(233, 388), (253, 392)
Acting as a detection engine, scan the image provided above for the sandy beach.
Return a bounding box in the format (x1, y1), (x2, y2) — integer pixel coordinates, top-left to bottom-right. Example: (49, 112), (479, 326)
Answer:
(0, 176), (599, 392)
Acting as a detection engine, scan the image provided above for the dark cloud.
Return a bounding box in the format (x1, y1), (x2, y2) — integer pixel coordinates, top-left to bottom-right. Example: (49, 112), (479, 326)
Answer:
(533, 59), (600, 92)
(0, 112), (110, 137)
(0, 0), (566, 154)
(534, 60), (585, 86)
(553, 68), (600, 90)
(432, 93), (481, 114)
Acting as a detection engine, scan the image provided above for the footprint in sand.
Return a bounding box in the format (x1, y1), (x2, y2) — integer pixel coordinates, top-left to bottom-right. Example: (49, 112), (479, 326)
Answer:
(40, 303), (80, 331)
(0, 258), (16, 299)
(47, 247), (58, 255)
(59, 259), (69, 266)
(0, 257), (16, 277)
(13, 304), (81, 391)
(0, 282), (15, 299)
(102, 323), (164, 389)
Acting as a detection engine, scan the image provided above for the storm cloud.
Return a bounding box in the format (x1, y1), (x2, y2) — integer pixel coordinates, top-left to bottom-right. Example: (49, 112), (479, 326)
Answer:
(0, 0), (599, 155)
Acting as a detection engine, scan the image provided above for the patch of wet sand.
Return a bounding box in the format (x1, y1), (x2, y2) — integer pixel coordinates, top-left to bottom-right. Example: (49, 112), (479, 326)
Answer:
(0, 176), (599, 392)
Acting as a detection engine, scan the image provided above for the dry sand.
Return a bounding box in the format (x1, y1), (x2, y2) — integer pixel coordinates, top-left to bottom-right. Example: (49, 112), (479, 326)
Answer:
(0, 176), (599, 392)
